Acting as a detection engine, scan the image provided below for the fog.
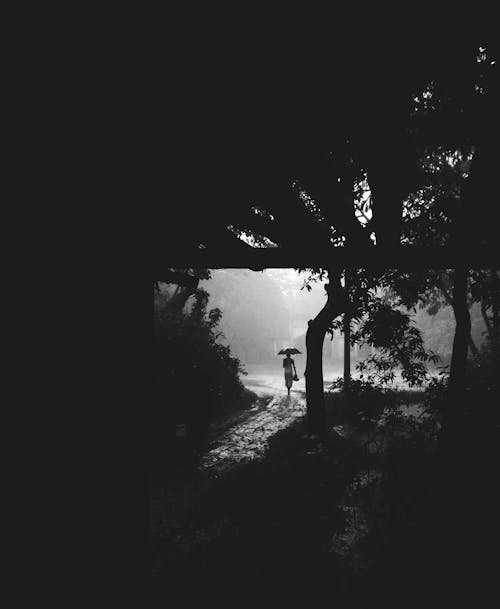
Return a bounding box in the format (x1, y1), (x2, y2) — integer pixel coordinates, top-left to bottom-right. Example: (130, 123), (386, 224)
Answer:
(201, 269), (366, 390)
(199, 268), (491, 393)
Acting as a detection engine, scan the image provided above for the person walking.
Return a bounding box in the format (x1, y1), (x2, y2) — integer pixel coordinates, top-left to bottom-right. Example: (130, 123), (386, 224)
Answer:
(283, 354), (298, 395)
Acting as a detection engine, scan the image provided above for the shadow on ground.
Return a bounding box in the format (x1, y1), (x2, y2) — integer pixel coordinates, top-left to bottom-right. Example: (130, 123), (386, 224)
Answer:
(150, 389), (499, 605)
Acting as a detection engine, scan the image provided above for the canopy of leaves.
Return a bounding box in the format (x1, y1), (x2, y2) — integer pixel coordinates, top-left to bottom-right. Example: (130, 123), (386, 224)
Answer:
(160, 40), (498, 264)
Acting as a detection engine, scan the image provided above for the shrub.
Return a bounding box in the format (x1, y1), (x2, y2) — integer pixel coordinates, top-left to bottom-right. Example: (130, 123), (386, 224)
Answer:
(329, 377), (397, 427)
(154, 287), (250, 437)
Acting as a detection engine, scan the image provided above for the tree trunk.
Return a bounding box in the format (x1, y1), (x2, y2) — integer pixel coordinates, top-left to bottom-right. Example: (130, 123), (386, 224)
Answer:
(343, 315), (351, 384)
(468, 334), (478, 357)
(441, 267), (471, 448)
(438, 277), (478, 356)
(343, 270), (351, 390)
(491, 270), (499, 367)
(305, 322), (327, 435)
(481, 300), (493, 341)
(449, 267), (471, 392)
(305, 271), (347, 435)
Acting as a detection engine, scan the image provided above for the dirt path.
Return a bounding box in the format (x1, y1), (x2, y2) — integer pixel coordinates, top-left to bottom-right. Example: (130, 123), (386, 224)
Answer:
(200, 391), (306, 474)
(151, 390), (309, 572)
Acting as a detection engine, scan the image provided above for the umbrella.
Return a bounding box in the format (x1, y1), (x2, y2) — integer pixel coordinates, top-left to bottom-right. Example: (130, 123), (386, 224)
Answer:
(278, 348), (302, 355)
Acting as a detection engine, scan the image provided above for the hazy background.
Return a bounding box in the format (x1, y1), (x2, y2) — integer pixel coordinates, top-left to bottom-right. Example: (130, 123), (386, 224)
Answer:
(200, 269), (488, 390)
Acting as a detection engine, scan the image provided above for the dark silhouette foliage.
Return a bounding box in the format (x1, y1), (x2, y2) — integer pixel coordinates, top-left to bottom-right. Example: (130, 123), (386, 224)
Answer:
(329, 376), (397, 428)
(154, 284), (251, 455)
(151, 36), (499, 603)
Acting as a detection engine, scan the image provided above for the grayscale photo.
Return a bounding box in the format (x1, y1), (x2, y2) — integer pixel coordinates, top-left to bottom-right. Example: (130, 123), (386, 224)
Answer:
(151, 34), (499, 605)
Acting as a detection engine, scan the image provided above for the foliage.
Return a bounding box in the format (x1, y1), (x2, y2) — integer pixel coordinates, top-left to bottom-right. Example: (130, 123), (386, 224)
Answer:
(327, 289), (440, 387)
(154, 285), (249, 424)
(423, 347), (499, 428)
(353, 302), (440, 387)
(329, 376), (397, 428)
(421, 369), (449, 424)
(466, 342), (498, 391)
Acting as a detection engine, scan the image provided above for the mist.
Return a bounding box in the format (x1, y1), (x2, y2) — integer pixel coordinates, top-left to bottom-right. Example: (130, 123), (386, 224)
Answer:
(201, 268), (488, 392)
(202, 269), (366, 391)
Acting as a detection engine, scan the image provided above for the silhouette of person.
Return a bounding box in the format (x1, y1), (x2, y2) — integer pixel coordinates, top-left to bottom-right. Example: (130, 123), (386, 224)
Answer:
(283, 354), (297, 395)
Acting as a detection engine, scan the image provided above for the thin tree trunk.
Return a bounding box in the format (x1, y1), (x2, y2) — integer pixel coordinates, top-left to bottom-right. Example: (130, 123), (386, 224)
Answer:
(491, 270), (499, 367)
(439, 278), (478, 356)
(344, 315), (351, 384)
(441, 266), (471, 448)
(343, 270), (351, 391)
(468, 335), (478, 357)
(449, 267), (471, 392)
(481, 300), (493, 340)
(439, 146), (475, 452)
(305, 271), (347, 436)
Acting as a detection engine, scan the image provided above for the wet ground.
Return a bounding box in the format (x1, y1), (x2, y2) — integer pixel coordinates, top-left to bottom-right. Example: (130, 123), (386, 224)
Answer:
(242, 371), (309, 396)
(150, 372), (440, 604)
(200, 392), (306, 474)
(242, 368), (439, 395)
(151, 378), (390, 590)
(151, 378), (500, 604)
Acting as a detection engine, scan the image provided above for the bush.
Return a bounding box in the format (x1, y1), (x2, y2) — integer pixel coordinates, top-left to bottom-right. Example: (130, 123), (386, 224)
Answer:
(329, 377), (397, 427)
(422, 369), (448, 423)
(466, 342), (497, 391)
(154, 287), (250, 445)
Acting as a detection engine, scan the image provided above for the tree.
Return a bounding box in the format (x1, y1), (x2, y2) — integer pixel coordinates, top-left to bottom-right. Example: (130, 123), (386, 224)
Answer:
(304, 271), (348, 435)
(158, 41), (498, 435)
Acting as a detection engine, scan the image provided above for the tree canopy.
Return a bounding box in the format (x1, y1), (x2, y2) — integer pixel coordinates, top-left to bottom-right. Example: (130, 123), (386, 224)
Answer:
(160, 39), (498, 270)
